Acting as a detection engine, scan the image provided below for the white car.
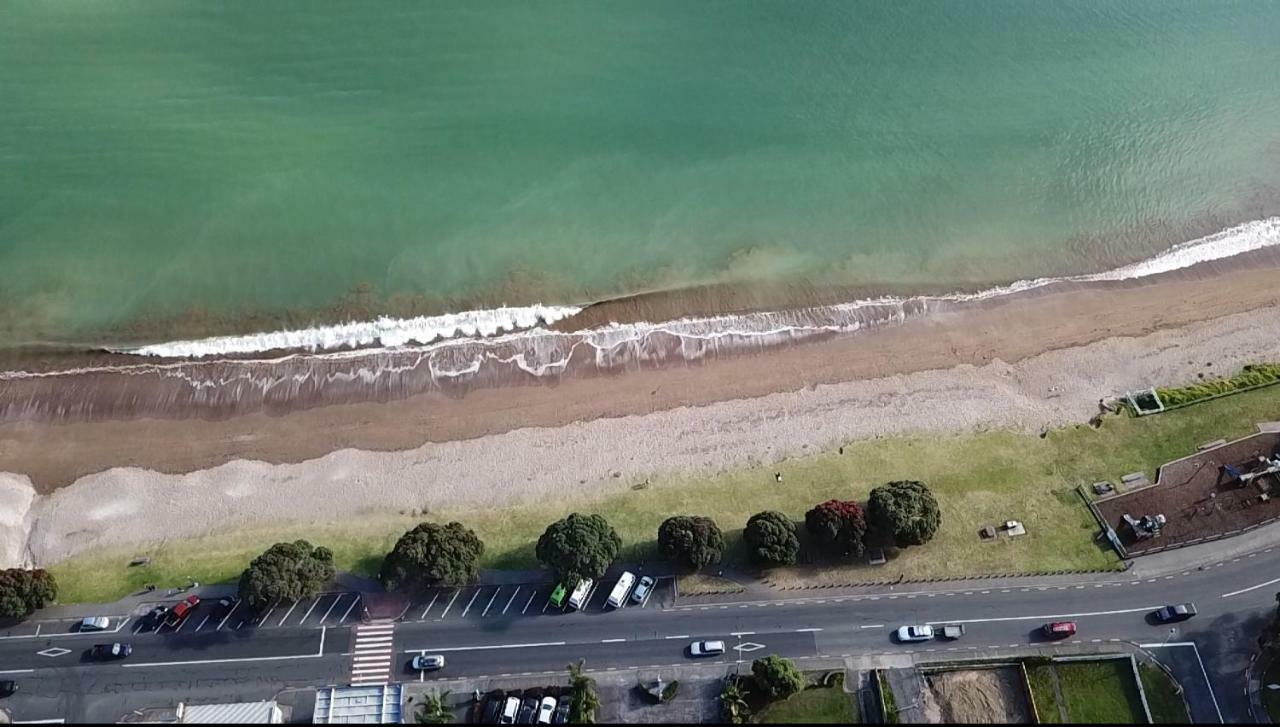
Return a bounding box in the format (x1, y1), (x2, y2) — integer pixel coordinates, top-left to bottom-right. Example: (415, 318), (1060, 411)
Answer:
(410, 654), (445, 671)
(631, 575), (656, 603)
(895, 624), (934, 642)
(689, 639), (726, 657)
(536, 696), (557, 724)
(79, 616), (110, 632)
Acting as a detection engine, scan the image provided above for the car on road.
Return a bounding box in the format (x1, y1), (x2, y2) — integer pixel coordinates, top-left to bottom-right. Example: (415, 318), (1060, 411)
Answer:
(164, 594), (200, 627)
(689, 639), (726, 657)
(410, 654), (446, 671)
(632, 575), (656, 603)
(88, 643), (132, 660)
(1042, 621), (1077, 639)
(517, 696), (539, 724)
(500, 696), (520, 724)
(551, 700), (570, 724)
(79, 616), (110, 632)
(0, 680), (16, 698)
(895, 624), (934, 642)
(536, 696), (557, 724)
(1154, 603), (1197, 623)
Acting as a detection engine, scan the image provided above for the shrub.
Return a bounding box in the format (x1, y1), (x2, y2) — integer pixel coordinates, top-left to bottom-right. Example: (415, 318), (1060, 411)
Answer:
(1155, 363), (1280, 408)
(657, 515), (725, 571)
(536, 513), (621, 586)
(237, 540), (335, 611)
(744, 511), (799, 567)
(0, 568), (57, 621)
(752, 655), (805, 701)
(381, 521), (484, 591)
(804, 499), (868, 558)
(867, 480), (941, 547)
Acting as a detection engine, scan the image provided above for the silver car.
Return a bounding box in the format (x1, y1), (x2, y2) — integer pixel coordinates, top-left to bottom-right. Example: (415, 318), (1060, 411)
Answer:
(410, 654), (445, 671)
(895, 624), (934, 642)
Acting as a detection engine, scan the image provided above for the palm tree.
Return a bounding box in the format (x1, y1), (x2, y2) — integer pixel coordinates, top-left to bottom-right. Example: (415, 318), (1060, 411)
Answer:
(720, 677), (750, 724)
(412, 690), (452, 724)
(567, 659), (600, 724)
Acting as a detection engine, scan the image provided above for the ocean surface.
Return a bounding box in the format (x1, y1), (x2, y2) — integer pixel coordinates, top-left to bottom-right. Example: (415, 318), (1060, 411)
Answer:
(3, 1), (1280, 351)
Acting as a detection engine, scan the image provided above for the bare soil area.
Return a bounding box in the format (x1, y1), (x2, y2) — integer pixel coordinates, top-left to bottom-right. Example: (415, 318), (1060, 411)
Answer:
(920, 667), (1033, 724)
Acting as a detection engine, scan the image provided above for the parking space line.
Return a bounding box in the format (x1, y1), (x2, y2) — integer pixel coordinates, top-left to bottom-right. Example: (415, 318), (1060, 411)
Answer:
(503, 587), (520, 615)
(194, 615), (210, 632)
(641, 583), (656, 608)
(260, 602), (280, 626)
(318, 595), (343, 625)
(217, 601), (241, 631)
(438, 590), (462, 619)
(299, 596), (324, 625)
(481, 588), (501, 617)
(523, 589), (537, 614)
(339, 596), (360, 624)
(419, 592), (440, 619)
(460, 589), (483, 618)
(584, 581), (603, 611)
(277, 599), (301, 627)
(172, 616), (190, 634)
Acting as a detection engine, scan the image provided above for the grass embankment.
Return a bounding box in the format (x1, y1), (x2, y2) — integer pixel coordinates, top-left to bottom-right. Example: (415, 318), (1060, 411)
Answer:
(753, 677), (858, 724)
(1153, 362), (1280, 409)
(676, 574), (746, 596)
(1262, 654), (1280, 723)
(1139, 663), (1191, 724)
(50, 381), (1280, 603)
(1028, 660), (1146, 724)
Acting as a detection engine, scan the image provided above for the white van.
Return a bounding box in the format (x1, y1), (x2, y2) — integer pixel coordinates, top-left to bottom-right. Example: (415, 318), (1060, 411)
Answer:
(606, 572), (636, 609)
(567, 578), (593, 610)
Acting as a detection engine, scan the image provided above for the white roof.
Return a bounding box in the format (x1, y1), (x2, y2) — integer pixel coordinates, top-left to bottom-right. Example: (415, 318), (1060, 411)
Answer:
(182, 701), (282, 723)
(313, 685), (403, 724)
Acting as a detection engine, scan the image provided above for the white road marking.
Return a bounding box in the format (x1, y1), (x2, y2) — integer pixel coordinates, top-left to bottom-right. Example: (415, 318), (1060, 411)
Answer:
(1221, 576), (1280, 598)
(0, 669), (34, 675)
(795, 628), (823, 632)
(400, 641), (566, 653)
(194, 616), (209, 632)
(437, 590), (460, 619)
(665, 635), (690, 640)
(929, 605), (1158, 625)
(860, 624), (885, 629)
(503, 588), (520, 615)
(277, 600), (301, 627)
(523, 589), (538, 614)
(601, 638), (626, 643)
(217, 602), (240, 631)
(260, 602), (279, 625)
(1139, 641), (1223, 722)
(339, 596), (360, 623)
(730, 632), (755, 636)
(299, 596), (323, 625)
(481, 589), (501, 617)
(460, 589), (483, 618)
(419, 592), (440, 619)
(641, 583), (656, 608)
(317, 595), (341, 625)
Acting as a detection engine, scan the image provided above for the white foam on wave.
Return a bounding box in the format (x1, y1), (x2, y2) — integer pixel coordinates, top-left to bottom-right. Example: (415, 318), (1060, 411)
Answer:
(123, 304), (584, 358)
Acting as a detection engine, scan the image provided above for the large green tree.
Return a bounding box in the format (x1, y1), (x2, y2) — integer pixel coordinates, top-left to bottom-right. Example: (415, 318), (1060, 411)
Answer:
(536, 513), (621, 585)
(657, 515), (725, 571)
(380, 522), (484, 591)
(867, 480), (942, 547)
(751, 655), (805, 701)
(744, 511), (799, 567)
(0, 568), (57, 621)
(805, 499), (868, 558)
(237, 540), (335, 611)
(567, 659), (600, 724)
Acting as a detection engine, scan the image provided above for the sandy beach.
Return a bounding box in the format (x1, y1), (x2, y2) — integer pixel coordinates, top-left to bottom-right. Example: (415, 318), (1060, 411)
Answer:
(2, 258), (1280, 568)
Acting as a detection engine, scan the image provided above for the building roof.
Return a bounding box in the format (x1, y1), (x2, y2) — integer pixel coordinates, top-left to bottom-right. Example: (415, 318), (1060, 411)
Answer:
(182, 701), (282, 723)
(313, 685), (403, 724)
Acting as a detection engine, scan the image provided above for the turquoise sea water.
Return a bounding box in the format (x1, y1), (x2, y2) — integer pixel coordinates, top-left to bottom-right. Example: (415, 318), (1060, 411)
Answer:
(2, 1), (1279, 344)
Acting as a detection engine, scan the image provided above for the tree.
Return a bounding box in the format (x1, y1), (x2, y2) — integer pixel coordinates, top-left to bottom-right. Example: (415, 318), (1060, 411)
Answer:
(567, 659), (600, 724)
(657, 515), (725, 571)
(744, 511), (799, 567)
(412, 690), (452, 724)
(805, 500), (867, 558)
(720, 677), (751, 724)
(0, 568), (57, 621)
(536, 513), (621, 586)
(751, 655), (804, 701)
(237, 540), (335, 611)
(381, 522), (484, 591)
(867, 480), (942, 547)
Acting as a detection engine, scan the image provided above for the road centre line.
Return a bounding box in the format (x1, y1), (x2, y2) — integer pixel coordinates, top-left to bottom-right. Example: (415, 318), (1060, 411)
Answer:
(601, 638), (626, 643)
(795, 628), (823, 632)
(400, 641), (567, 653)
(860, 624), (885, 629)
(1221, 575), (1280, 598)
(665, 635), (690, 640)
(0, 669), (34, 675)
(730, 632), (755, 637)
(928, 605), (1157, 625)
(127, 628), (326, 668)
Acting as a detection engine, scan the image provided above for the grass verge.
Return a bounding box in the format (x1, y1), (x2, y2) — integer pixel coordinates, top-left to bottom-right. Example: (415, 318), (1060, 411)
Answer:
(1139, 663), (1190, 724)
(1053, 660), (1146, 724)
(753, 678), (857, 724)
(676, 574), (746, 596)
(1024, 662), (1063, 724)
(49, 380), (1280, 603)
(1262, 653), (1280, 723)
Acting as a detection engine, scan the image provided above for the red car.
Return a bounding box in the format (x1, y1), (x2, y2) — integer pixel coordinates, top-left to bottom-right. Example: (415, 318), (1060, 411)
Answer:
(1042, 621), (1077, 639)
(164, 595), (201, 627)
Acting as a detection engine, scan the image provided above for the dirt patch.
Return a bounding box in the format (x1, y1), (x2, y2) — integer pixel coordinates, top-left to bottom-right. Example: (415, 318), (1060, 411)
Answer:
(920, 667), (1033, 724)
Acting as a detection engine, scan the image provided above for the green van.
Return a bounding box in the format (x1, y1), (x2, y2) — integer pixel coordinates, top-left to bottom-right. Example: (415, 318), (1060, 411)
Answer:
(549, 582), (568, 608)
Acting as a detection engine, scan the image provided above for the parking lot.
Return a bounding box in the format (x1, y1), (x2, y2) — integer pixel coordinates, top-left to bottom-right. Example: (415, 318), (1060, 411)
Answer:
(399, 575), (673, 625)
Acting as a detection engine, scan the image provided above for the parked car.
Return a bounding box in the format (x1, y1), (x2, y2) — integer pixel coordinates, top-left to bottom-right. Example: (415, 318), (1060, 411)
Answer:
(548, 583), (568, 609)
(0, 680), (16, 698)
(144, 605), (169, 626)
(213, 596), (237, 619)
(1153, 603), (1197, 623)
(536, 696), (557, 724)
(500, 696), (521, 724)
(551, 700), (571, 724)
(940, 624), (965, 639)
(606, 572), (636, 609)
(164, 595), (200, 627)
(88, 643), (132, 660)
(895, 624), (934, 642)
(482, 697), (502, 724)
(517, 696), (539, 724)
(689, 640), (726, 657)
(632, 575), (656, 604)
(79, 616), (110, 632)
(1042, 621), (1077, 639)
(410, 654), (446, 671)
(567, 579), (593, 610)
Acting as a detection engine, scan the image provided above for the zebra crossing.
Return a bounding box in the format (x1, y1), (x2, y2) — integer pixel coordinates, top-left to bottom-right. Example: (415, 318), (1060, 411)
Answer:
(349, 622), (396, 686)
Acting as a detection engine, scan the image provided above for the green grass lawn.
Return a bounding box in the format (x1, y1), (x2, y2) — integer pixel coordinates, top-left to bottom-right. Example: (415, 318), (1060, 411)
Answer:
(753, 682), (858, 724)
(1025, 663), (1064, 724)
(1053, 660), (1147, 724)
(1261, 653), (1280, 723)
(48, 380), (1280, 603)
(1139, 663), (1191, 724)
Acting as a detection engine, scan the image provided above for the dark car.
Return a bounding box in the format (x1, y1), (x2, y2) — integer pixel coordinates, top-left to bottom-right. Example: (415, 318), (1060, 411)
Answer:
(145, 605), (169, 625)
(551, 700), (571, 724)
(0, 679), (16, 698)
(516, 696), (539, 724)
(88, 643), (133, 660)
(1154, 603), (1197, 623)
(482, 697), (503, 724)
(213, 596), (237, 618)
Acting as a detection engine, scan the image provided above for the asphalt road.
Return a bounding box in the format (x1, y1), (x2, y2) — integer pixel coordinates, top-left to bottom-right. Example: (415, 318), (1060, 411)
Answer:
(3, 544), (1277, 723)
